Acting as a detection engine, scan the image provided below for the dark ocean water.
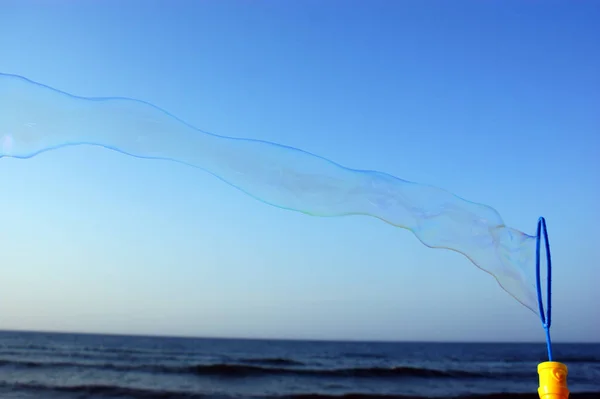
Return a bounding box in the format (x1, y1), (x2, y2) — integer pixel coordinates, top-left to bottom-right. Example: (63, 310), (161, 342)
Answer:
(0, 331), (598, 399)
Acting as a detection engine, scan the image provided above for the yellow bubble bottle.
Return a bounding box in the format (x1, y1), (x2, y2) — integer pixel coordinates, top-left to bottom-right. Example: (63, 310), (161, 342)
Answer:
(538, 361), (569, 399)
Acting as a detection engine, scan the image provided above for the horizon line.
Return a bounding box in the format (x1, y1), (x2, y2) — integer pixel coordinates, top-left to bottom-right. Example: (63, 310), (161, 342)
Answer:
(1, 328), (597, 345)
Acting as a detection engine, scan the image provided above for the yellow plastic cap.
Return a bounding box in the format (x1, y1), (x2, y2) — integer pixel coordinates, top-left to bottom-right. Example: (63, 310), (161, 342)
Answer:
(538, 361), (569, 399)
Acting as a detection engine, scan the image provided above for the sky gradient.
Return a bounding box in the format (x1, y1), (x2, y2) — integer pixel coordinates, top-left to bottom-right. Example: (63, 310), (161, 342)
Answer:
(0, 1), (598, 342)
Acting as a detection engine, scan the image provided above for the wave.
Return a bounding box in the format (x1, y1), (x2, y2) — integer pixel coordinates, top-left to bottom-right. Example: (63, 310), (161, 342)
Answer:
(559, 355), (600, 363)
(188, 364), (473, 378)
(2, 381), (600, 399)
(501, 356), (600, 365)
(0, 381), (210, 399)
(0, 357), (528, 379)
(284, 393), (600, 399)
(0, 346), (221, 364)
(340, 353), (389, 360)
(240, 357), (306, 366)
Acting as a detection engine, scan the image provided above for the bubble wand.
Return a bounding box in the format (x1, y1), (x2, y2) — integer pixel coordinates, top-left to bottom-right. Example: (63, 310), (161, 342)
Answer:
(536, 217), (569, 399)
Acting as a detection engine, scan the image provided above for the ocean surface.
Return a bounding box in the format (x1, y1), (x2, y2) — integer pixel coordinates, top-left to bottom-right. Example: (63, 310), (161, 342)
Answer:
(0, 331), (598, 399)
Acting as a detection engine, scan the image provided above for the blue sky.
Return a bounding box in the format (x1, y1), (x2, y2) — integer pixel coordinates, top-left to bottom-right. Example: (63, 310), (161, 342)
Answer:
(0, 1), (598, 342)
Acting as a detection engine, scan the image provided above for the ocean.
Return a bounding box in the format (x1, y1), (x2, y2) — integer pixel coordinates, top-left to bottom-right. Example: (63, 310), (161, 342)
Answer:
(0, 331), (598, 399)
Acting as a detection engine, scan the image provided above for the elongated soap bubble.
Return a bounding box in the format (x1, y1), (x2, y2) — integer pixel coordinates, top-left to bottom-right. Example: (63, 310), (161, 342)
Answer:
(0, 73), (538, 314)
